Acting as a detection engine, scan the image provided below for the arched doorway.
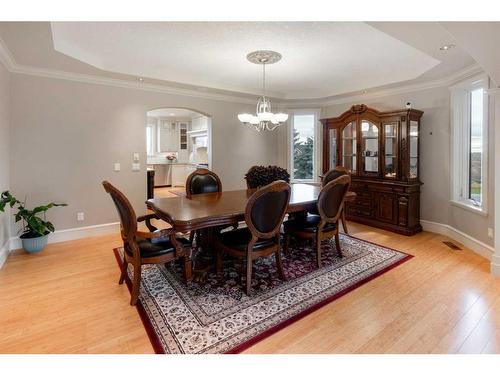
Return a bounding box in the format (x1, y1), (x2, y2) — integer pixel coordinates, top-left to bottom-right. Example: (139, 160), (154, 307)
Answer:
(146, 107), (212, 198)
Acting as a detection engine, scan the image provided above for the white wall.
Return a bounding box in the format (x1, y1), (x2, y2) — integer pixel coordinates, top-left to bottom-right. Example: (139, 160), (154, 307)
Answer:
(10, 73), (279, 232)
(0, 62), (10, 267)
(319, 86), (495, 247)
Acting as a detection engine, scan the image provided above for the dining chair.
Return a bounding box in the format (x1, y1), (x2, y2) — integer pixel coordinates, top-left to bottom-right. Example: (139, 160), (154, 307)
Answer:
(284, 175), (351, 268)
(214, 180), (291, 295)
(102, 181), (192, 306)
(244, 165), (290, 189)
(185, 168), (222, 198)
(185, 168), (233, 247)
(321, 166), (350, 233)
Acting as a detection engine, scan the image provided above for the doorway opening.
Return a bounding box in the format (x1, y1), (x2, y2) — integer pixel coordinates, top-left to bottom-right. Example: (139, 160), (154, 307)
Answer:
(146, 108), (212, 199)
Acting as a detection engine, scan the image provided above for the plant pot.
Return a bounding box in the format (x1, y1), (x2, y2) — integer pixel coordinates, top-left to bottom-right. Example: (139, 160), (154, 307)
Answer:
(20, 232), (49, 254)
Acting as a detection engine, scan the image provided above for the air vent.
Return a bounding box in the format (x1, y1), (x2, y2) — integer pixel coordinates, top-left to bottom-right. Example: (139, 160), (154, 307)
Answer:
(443, 241), (461, 250)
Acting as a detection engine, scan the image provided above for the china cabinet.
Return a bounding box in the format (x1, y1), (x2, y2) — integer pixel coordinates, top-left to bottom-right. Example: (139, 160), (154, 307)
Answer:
(321, 104), (423, 235)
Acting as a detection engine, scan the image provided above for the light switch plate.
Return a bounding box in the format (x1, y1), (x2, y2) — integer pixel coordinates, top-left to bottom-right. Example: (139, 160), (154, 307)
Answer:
(77, 212), (85, 221)
(133, 153), (140, 162)
(114, 163), (121, 172)
(132, 163), (140, 171)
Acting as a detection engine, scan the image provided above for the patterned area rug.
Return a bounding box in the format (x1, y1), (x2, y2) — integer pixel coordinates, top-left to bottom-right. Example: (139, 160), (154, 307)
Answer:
(113, 234), (412, 354)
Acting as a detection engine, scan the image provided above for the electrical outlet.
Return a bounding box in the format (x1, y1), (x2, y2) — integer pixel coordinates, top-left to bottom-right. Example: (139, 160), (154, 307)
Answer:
(114, 163), (121, 172)
(488, 227), (494, 239)
(77, 212), (85, 221)
(133, 153), (140, 162)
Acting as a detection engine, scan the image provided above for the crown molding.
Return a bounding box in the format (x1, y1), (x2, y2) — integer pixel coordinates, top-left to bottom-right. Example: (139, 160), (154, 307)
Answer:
(0, 36), (484, 107)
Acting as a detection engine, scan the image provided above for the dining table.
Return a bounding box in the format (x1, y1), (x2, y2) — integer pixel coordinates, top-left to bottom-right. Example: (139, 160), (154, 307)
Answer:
(146, 183), (356, 281)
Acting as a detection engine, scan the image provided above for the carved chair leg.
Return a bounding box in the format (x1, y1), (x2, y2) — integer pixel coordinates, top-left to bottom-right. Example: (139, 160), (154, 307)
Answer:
(130, 263), (142, 306)
(275, 249), (286, 281)
(341, 209), (349, 234)
(316, 233), (322, 268)
(183, 257), (193, 284)
(119, 258), (128, 285)
(245, 254), (253, 295)
(335, 229), (343, 258)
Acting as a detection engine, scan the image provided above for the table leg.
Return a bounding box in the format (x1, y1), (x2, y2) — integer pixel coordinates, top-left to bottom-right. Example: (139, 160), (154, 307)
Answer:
(191, 227), (215, 283)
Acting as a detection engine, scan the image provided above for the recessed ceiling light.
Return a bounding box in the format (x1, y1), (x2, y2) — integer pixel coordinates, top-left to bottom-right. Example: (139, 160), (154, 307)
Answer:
(169, 113), (175, 116)
(138, 77), (144, 82)
(440, 44), (455, 51)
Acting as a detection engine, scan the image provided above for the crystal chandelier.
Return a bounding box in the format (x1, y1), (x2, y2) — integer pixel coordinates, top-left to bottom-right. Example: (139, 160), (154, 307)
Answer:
(238, 50), (288, 132)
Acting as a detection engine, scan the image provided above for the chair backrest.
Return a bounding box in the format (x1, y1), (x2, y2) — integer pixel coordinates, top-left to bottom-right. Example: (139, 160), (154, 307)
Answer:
(185, 168), (222, 197)
(245, 180), (291, 239)
(102, 181), (137, 242)
(245, 165), (291, 189)
(317, 175), (351, 223)
(322, 166), (349, 186)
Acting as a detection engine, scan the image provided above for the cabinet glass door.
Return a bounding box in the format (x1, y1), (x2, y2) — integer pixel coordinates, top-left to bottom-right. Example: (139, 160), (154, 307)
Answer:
(361, 120), (379, 175)
(329, 128), (338, 170)
(409, 120), (419, 179)
(384, 123), (398, 178)
(341, 121), (357, 173)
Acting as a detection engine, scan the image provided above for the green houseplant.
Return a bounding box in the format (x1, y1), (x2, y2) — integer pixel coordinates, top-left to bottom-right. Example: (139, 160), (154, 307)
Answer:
(0, 191), (67, 253)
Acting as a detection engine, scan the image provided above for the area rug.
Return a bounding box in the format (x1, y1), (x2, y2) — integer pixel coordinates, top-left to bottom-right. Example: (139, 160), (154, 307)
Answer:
(113, 234), (412, 354)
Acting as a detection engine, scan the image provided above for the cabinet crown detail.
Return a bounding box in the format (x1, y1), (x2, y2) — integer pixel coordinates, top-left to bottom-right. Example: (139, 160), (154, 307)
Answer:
(320, 104), (423, 236)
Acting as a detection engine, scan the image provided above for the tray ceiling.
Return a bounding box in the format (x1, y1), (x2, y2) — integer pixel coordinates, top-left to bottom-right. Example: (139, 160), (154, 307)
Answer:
(50, 22), (441, 99)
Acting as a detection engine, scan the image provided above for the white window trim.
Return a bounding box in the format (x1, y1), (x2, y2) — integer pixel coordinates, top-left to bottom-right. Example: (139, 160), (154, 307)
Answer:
(287, 109), (322, 183)
(450, 74), (489, 215)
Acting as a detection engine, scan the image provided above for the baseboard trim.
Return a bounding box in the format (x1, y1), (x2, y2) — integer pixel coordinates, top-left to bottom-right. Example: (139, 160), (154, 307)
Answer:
(421, 219), (494, 260)
(8, 222), (120, 251)
(491, 254), (500, 276)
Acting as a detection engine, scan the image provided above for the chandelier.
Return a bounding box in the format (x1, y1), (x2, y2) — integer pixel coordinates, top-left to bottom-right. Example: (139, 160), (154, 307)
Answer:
(238, 50), (288, 132)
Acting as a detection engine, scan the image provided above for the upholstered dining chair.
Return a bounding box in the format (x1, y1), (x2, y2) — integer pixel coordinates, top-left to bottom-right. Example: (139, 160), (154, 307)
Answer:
(284, 175), (351, 268)
(185, 168), (222, 198)
(321, 166), (350, 233)
(214, 180), (291, 295)
(102, 181), (192, 306)
(185, 168), (231, 247)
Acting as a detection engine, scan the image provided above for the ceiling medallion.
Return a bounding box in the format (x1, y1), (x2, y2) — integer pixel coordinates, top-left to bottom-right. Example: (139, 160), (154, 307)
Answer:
(238, 50), (288, 132)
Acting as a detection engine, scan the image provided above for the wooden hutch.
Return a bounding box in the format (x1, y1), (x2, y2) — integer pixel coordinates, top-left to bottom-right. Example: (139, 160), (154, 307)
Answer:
(321, 104), (423, 235)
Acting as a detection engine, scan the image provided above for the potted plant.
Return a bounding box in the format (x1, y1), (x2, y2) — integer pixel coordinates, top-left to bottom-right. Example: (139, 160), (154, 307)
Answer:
(0, 191), (67, 253)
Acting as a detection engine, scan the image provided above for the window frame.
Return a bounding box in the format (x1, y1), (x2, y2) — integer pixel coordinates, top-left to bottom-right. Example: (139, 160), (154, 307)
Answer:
(288, 109), (321, 183)
(450, 75), (489, 216)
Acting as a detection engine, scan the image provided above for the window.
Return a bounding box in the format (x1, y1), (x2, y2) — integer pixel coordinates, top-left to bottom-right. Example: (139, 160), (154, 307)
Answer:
(289, 110), (320, 182)
(451, 76), (489, 214)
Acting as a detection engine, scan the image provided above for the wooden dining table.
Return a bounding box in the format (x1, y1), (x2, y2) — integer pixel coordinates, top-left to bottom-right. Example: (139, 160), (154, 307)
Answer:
(146, 183), (356, 280)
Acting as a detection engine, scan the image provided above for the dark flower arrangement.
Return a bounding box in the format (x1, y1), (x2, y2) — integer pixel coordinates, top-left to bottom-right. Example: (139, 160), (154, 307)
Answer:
(245, 165), (290, 189)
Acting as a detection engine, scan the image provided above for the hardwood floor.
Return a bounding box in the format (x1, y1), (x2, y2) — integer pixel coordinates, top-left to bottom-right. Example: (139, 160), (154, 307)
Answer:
(1, 222), (499, 354)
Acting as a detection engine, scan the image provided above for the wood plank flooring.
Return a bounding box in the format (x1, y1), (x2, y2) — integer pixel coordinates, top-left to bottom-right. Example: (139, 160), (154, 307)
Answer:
(1, 222), (499, 354)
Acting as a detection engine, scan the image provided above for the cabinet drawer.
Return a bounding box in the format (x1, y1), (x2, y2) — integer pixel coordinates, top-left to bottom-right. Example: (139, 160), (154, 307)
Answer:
(350, 198), (373, 208)
(347, 204), (373, 218)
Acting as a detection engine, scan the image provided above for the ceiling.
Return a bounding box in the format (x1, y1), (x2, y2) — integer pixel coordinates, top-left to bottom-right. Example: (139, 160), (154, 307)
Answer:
(0, 22), (480, 100)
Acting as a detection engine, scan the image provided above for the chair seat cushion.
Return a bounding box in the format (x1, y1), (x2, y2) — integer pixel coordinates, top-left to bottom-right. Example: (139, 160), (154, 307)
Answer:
(126, 235), (190, 258)
(217, 227), (275, 251)
(284, 214), (337, 233)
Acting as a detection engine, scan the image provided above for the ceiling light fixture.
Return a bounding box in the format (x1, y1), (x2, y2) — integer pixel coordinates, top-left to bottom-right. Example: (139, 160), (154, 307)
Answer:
(238, 50), (288, 132)
(439, 44), (455, 51)
(138, 77), (145, 82)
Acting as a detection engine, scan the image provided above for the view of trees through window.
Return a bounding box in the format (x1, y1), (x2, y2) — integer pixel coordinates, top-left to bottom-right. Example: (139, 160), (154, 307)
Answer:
(292, 114), (315, 180)
(469, 88), (483, 203)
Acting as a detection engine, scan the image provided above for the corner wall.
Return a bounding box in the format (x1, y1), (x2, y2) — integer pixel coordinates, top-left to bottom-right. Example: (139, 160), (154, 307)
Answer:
(0, 62), (10, 267)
